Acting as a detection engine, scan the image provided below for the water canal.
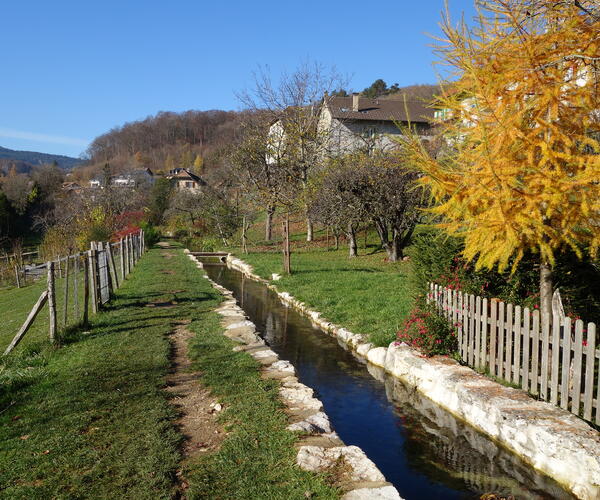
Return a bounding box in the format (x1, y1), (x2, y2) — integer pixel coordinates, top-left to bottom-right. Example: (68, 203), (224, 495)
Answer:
(202, 263), (574, 500)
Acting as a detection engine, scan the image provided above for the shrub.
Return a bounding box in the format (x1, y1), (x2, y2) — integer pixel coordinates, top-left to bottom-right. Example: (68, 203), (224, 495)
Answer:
(411, 227), (600, 323)
(396, 300), (458, 356)
(140, 222), (161, 247)
(183, 236), (221, 252)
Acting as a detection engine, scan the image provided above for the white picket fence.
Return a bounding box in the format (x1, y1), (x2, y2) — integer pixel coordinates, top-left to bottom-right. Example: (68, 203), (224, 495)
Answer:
(428, 283), (599, 425)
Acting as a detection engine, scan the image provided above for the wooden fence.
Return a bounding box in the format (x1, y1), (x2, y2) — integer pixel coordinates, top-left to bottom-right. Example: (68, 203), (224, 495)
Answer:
(3, 230), (145, 355)
(428, 283), (599, 426)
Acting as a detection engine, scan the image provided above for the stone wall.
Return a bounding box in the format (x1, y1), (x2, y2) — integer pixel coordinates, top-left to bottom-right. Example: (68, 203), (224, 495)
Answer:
(225, 254), (600, 500)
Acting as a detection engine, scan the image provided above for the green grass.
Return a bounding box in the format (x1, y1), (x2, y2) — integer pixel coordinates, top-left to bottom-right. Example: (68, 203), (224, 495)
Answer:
(232, 239), (416, 347)
(184, 297), (338, 499)
(0, 249), (127, 354)
(0, 245), (338, 499)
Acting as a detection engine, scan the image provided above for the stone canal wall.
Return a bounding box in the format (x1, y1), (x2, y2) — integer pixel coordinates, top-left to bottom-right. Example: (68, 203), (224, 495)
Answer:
(224, 254), (600, 500)
(185, 251), (403, 500)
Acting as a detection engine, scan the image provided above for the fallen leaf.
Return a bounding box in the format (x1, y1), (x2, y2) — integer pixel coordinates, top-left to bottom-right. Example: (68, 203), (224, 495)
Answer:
(20, 435), (30, 440)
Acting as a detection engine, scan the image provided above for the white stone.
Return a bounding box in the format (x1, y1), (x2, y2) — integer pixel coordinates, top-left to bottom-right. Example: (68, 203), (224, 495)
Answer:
(356, 342), (374, 357)
(280, 384), (323, 412)
(366, 347), (388, 368)
(272, 273), (281, 281)
(297, 446), (386, 483)
(218, 309), (246, 318)
(341, 486), (402, 500)
(249, 349), (278, 360)
(335, 328), (353, 342)
(287, 411), (332, 434)
(225, 320), (255, 331)
(265, 360), (295, 376)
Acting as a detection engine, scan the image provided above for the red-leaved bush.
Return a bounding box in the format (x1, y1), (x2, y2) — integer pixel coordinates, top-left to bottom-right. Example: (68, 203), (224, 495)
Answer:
(396, 301), (458, 357)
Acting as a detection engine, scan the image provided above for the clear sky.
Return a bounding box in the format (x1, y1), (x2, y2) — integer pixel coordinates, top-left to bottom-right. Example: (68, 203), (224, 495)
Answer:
(0, 0), (477, 158)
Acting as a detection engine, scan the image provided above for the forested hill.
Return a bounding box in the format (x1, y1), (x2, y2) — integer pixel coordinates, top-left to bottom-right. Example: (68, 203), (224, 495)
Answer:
(85, 110), (242, 175)
(0, 146), (81, 172)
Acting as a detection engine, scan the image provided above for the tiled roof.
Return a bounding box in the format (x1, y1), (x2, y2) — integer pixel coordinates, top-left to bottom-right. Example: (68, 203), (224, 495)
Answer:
(170, 168), (207, 185)
(326, 96), (434, 123)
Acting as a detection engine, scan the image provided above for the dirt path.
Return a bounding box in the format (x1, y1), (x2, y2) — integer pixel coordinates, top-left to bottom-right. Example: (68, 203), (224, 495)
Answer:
(166, 320), (224, 494)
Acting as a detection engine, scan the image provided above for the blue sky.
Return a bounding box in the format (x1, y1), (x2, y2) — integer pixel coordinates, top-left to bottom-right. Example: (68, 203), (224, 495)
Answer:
(0, 0), (477, 158)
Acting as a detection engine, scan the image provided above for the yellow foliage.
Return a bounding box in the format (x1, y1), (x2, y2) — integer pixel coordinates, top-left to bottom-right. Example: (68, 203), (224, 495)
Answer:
(403, 0), (600, 272)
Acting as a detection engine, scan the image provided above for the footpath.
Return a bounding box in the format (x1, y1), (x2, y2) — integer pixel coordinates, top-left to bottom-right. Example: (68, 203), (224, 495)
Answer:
(0, 245), (338, 499)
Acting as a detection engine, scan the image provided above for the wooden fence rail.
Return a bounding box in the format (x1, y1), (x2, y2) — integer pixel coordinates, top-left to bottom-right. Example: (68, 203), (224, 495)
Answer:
(428, 283), (599, 425)
(3, 230), (145, 355)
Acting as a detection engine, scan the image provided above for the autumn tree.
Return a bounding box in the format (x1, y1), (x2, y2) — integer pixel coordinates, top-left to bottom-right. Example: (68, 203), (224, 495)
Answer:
(193, 154), (204, 174)
(403, 0), (600, 317)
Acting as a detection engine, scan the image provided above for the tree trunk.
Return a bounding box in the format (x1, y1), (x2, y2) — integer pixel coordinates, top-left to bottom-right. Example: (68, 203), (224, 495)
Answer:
(242, 215), (248, 254)
(347, 223), (357, 257)
(282, 212), (291, 274)
(306, 215), (313, 242)
(265, 205), (274, 241)
(334, 230), (339, 251)
(540, 261), (553, 320)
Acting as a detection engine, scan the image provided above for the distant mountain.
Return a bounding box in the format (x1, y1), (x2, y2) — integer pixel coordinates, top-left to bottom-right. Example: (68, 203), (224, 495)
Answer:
(0, 146), (82, 173)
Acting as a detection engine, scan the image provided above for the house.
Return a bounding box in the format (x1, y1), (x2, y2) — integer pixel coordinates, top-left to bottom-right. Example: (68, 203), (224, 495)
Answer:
(89, 178), (103, 189)
(111, 168), (154, 188)
(167, 168), (207, 192)
(62, 181), (82, 192)
(318, 93), (435, 155)
(88, 168), (154, 189)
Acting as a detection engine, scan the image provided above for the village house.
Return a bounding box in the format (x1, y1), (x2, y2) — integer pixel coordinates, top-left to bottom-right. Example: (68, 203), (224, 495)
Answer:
(319, 92), (435, 155)
(267, 92), (435, 161)
(88, 168), (154, 189)
(167, 168), (206, 192)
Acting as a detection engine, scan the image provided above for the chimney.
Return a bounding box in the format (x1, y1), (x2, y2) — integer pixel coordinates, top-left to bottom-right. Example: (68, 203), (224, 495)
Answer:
(352, 92), (360, 112)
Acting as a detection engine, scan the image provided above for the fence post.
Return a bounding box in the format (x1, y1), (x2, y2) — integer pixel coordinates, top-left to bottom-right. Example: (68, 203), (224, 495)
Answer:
(129, 234), (134, 270)
(73, 255), (79, 321)
(106, 242), (118, 289)
(125, 236), (130, 276)
(120, 238), (125, 282)
(89, 249), (98, 314)
(62, 256), (70, 328)
(583, 323), (596, 422)
(83, 253), (89, 327)
(14, 266), (21, 288)
(47, 261), (57, 343)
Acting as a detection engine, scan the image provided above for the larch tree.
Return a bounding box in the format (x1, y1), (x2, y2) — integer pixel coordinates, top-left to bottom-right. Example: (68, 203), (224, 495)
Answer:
(403, 0), (600, 317)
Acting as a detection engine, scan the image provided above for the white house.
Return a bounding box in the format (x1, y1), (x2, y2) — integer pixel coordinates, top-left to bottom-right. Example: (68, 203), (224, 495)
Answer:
(318, 93), (435, 155)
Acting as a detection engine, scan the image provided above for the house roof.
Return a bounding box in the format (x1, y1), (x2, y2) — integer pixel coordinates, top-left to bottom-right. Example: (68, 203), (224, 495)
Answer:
(169, 168), (207, 185)
(325, 96), (435, 123)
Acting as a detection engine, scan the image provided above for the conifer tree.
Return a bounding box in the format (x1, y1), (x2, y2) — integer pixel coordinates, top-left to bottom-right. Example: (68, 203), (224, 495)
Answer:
(403, 0), (600, 316)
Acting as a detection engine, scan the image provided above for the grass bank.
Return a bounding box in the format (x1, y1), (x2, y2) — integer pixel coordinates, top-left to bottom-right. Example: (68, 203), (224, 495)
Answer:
(231, 240), (415, 347)
(0, 245), (338, 499)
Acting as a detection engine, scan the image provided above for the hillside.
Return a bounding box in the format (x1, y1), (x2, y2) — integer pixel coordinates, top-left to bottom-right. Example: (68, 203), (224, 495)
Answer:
(0, 145), (82, 173)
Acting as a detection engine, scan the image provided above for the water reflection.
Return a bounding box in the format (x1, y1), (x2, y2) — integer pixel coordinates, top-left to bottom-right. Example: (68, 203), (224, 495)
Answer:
(203, 264), (573, 500)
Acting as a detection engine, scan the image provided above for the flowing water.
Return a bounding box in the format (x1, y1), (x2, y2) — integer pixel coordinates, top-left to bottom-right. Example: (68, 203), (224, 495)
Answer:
(203, 263), (574, 500)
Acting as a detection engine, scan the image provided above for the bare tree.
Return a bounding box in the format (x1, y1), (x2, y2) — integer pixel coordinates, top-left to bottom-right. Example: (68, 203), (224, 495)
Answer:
(311, 150), (424, 262)
(308, 158), (369, 257)
(238, 61), (348, 244)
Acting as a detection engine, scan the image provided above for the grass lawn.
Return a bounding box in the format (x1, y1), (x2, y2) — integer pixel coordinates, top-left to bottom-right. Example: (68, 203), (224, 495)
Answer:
(230, 224), (416, 347)
(0, 245), (338, 499)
